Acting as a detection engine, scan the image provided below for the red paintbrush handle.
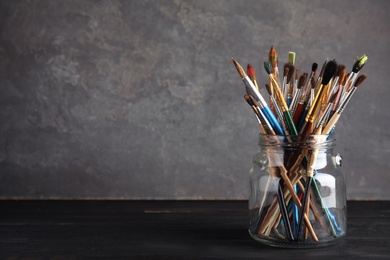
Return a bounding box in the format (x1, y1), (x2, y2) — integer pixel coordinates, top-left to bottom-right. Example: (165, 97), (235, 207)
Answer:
(293, 103), (304, 125)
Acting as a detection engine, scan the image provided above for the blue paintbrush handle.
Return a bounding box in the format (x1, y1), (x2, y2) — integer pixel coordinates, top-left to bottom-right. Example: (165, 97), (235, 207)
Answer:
(262, 106), (284, 135)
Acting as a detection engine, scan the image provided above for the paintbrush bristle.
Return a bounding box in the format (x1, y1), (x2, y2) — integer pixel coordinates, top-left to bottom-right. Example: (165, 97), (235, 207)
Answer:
(321, 60), (338, 85)
(336, 64), (346, 78)
(343, 73), (350, 86)
(297, 73), (307, 89)
(249, 95), (260, 108)
(295, 68), (300, 81)
(310, 77), (316, 89)
(354, 74), (367, 87)
(283, 63), (289, 77)
(286, 64), (295, 84)
(288, 52), (296, 65)
(352, 54), (368, 73)
(269, 46), (278, 68)
(328, 91), (337, 104)
(264, 61), (273, 75)
(312, 63), (318, 72)
(339, 69), (347, 86)
(231, 57), (246, 78)
(244, 95), (254, 106)
(247, 64), (256, 79)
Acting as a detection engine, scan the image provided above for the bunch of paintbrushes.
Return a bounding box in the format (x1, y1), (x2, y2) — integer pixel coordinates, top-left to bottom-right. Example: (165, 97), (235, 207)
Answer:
(232, 46), (368, 242)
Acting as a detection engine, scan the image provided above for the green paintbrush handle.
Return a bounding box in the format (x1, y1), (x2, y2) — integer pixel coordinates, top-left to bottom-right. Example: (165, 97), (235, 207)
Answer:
(283, 110), (298, 137)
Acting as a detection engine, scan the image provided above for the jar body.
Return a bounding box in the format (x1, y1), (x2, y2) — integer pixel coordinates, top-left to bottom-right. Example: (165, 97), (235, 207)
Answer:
(248, 135), (346, 248)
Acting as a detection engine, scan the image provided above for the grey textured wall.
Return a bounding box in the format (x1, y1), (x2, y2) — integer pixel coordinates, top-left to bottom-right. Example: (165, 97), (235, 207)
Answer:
(0, 0), (389, 200)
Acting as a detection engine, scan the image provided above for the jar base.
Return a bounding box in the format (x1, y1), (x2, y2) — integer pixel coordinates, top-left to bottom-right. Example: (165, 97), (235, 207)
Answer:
(249, 230), (345, 249)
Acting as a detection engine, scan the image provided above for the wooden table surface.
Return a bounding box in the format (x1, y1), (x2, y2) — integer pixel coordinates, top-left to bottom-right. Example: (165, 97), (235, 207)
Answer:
(0, 200), (389, 259)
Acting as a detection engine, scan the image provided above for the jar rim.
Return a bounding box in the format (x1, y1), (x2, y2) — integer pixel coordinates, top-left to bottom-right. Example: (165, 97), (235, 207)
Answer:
(257, 133), (336, 149)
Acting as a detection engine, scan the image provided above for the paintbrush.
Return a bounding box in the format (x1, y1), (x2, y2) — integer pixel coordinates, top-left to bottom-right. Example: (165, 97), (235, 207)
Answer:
(298, 60), (338, 138)
(287, 51), (296, 103)
(308, 63), (319, 83)
(341, 54), (368, 103)
(266, 50), (278, 117)
(287, 69), (298, 107)
(269, 46), (280, 84)
(322, 92), (337, 126)
(265, 84), (286, 129)
(244, 97), (286, 234)
(247, 92), (296, 239)
(323, 74), (368, 135)
(296, 93), (337, 240)
(295, 95), (334, 240)
(290, 72), (307, 112)
(232, 57), (284, 135)
(293, 91), (342, 240)
(246, 91), (297, 235)
(297, 77), (316, 132)
(290, 68), (300, 107)
(330, 69), (347, 117)
(283, 63), (295, 101)
(329, 64), (346, 97)
(282, 64), (290, 99)
(293, 63), (317, 123)
(247, 64), (260, 92)
(231, 49), (369, 243)
(264, 61), (298, 138)
(295, 60), (337, 236)
(315, 60), (328, 91)
(257, 158), (319, 241)
(248, 95), (277, 135)
(278, 179), (294, 241)
(266, 61), (313, 238)
(244, 95), (270, 135)
(266, 81), (278, 117)
(347, 54), (368, 88)
(291, 73), (308, 123)
(320, 65), (343, 115)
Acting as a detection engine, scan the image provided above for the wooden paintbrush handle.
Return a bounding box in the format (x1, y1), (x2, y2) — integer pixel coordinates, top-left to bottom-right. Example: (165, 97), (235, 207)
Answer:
(323, 112), (340, 134)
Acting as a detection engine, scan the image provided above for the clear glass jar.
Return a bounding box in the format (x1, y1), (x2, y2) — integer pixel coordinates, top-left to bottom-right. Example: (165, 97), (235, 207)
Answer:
(248, 134), (346, 248)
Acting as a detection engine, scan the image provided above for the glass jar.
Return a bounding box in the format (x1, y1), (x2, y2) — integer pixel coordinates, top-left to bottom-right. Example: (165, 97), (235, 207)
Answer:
(248, 134), (346, 248)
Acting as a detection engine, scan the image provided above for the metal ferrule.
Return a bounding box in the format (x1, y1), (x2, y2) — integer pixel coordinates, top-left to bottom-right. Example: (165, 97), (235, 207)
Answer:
(343, 72), (357, 95)
(317, 103), (332, 129)
(294, 79), (298, 97)
(306, 84), (326, 123)
(344, 72), (355, 88)
(337, 87), (357, 114)
(303, 73), (314, 96)
(289, 89), (300, 112)
(281, 76), (287, 98)
(284, 83), (289, 101)
(242, 76), (267, 108)
(271, 96), (284, 125)
(304, 90), (314, 110)
(255, 106), (274, 133)
(330, 77), (339, 96)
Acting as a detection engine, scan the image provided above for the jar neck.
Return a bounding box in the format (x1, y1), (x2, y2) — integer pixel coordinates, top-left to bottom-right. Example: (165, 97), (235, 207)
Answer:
(258, 134), (335, 152)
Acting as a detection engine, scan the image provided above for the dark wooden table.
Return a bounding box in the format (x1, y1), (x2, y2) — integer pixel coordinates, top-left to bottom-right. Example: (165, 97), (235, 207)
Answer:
(0, 200), (389, 259)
